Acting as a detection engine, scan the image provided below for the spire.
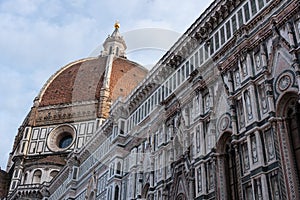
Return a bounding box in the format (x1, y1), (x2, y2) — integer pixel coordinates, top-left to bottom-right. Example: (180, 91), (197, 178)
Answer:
(102, 21), (127, 57)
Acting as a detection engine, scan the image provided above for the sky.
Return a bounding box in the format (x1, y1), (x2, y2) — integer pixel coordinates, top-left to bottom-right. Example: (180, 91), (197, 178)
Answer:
(0, 0), (214, 170)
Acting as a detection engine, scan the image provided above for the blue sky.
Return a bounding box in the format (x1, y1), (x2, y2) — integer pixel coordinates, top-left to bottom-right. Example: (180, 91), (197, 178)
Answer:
(0, 0), (213, 169)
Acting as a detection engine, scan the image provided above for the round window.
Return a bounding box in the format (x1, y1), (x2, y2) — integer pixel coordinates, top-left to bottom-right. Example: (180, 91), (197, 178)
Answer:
(58, 133), (73, 148)
(47, 125), (76, 152)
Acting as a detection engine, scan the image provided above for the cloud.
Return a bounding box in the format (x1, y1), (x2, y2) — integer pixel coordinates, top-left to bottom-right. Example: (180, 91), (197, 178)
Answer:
(0, 0), (213, 169)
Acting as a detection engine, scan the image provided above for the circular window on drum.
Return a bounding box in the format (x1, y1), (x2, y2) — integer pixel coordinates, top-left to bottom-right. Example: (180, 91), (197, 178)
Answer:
(47, 125), (76, 152)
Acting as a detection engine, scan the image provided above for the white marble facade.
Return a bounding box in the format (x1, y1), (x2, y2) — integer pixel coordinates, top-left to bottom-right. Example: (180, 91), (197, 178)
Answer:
(5, 0), (300, 199)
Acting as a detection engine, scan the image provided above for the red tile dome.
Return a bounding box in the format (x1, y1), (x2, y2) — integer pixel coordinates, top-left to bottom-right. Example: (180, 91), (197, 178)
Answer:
(38, 56), (148, 107)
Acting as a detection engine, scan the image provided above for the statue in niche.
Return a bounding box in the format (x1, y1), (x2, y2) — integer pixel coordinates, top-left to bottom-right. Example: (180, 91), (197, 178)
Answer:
(266, 132), (275, 161)
(205, 95), (210, 111)
(166, 125), (171, 141)
(243, 144), (250, 171)
(255, 55), (261, 69)
(158, 126), (163, 144)
(251, 137), (258, 163)
(245, 91), (253, 119)
(238, 100), (245, 128)
(256, 180), (263, 199)
(271, 176), (280, 200)
(242, 61), (248, 76)
(174, 113), (186, 155)
(259, 84), (268, 112)
(235, 71), (241, 87)
(197, 168), (202, 193)
(246, 186), (253, 200)
(244, 153), (249, 170)
(208, 163), (214, 189)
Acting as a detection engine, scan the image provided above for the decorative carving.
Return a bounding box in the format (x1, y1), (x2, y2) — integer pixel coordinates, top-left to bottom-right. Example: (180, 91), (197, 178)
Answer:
(217, 114), (231, 134)
(275, 71), (295, 94)
(278, 75), (292, 91)
(254, 178), (263, 199)
(175, 112), (187, 147)
(242, 143), (250, 173)
(208, 162), (215, 190)
(265, 129), (275, 161)
(175, 193), (186, 200)
(235, 70), (241, 87)
(245, 184), (254, 200)
(204, 94), (210, 112)
(245, 90), (253, 120)
(255, 54), (261, 70)
(251, 136), (258, 164)
(270, 173), (281, 200)
(241, 61), (248, 77)
(237, 99), (245, 128)
(221, 116), (230, 131)
(258, 83), (268, 114)
(197, 167), (202, 193)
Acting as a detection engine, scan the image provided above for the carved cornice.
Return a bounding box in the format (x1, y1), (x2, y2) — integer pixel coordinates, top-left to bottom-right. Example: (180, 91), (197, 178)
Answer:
(217, 0), (298, 73)
(125, 0), (249, 113)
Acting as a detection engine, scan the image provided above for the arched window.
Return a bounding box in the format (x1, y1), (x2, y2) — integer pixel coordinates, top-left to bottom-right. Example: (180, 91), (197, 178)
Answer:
(141, 183), (150, 199)
(32, 170), (42, 184)
(216, 132), (238, 199)
(88, 191), (95, 200)
(116, 162), (121, 175)
(277, 95), (300, 198)
(109, 46), (113, 55)
(50, 170), (59, 180)
(114, 185), (119, 200)
(175, 193), (186, 200)
(116, 47), (119, 56)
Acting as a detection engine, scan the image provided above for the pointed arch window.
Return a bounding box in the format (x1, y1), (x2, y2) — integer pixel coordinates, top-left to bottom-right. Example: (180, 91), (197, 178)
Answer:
(50, 170), (59, 180)
(114, 185), (119, 200)
(32, 170), (42, 184)
(116, 47), (119, 56)
(116, 162), (121, 175)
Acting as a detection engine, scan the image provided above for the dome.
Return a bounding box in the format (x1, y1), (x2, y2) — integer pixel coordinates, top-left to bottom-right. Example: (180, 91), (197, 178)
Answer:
(6, 24), (148, 178)
(37, 56), (147, 107)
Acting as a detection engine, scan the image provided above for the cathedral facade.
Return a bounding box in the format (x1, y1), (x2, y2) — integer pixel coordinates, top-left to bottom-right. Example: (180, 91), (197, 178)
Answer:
(4, 0), (300, 199)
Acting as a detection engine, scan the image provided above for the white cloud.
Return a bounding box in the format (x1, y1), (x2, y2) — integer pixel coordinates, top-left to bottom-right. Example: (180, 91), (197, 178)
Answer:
(0, 0), (214, 169)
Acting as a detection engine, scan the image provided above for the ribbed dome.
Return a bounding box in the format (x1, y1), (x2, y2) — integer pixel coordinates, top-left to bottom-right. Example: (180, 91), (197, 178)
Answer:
(38, 56), (147, 107)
